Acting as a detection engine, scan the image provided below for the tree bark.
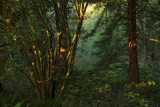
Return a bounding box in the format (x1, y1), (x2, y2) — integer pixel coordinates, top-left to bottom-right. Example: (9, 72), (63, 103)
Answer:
(127, 0), (139, 85)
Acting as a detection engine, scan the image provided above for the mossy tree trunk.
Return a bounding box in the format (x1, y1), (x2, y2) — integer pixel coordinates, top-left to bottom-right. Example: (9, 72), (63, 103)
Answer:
(0, 0), (89, 103)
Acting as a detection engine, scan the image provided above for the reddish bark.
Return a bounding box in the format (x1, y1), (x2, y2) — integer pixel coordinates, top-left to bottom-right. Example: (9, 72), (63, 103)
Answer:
(127, 0), (139, 84)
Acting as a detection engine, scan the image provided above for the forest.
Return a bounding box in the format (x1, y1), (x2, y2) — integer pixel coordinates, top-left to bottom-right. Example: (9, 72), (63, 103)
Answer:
(0, 0), (160, 106)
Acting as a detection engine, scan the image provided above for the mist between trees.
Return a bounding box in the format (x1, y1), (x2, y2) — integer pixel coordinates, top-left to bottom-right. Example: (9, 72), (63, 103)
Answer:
(0, 0), (160, 106)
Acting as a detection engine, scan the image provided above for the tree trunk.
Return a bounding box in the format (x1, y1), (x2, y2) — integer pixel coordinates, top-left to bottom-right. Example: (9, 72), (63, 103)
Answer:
(127, 0), (139, 85)
(59, 0), (69, 74)
(149, 34), (155, 62)
(143, 17), (148, 64)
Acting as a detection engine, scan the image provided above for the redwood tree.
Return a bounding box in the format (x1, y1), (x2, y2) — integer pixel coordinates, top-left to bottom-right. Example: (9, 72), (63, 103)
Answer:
(127, 0), (139, 84)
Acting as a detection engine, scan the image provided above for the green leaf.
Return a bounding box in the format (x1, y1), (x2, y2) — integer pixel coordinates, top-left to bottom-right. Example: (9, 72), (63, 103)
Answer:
(13, 35), (16, 41)
(14, 101), (24, 107)
(144, 103), (148, 107)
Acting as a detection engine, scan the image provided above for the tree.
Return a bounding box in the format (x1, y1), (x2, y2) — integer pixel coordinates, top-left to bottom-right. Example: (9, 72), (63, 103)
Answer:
(127, 0), (139, 84)
(81, 0), (128, 70)
(0, 0), (89, 103)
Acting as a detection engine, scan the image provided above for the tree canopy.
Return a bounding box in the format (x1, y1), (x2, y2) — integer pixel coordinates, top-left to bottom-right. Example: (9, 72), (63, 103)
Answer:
(0, 0), (160, 106)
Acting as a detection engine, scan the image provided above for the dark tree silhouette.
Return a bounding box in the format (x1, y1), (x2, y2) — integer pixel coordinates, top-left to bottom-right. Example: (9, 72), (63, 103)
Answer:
(127, 0), (139, 84)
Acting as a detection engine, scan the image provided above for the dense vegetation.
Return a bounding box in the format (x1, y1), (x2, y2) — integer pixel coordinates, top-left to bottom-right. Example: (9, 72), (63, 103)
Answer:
(1, 0), (160, 106)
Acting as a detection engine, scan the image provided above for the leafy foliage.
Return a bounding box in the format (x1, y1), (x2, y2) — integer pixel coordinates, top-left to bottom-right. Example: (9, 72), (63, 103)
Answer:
(0, 0), (160, 106)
